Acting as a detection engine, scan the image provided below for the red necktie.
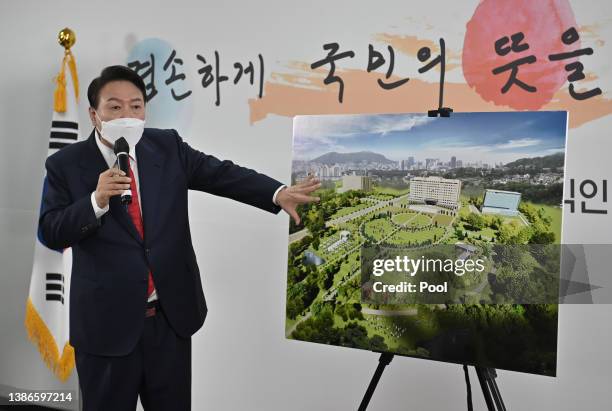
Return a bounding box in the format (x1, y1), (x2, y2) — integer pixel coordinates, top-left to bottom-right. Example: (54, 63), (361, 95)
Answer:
(127, 161), (155, 298)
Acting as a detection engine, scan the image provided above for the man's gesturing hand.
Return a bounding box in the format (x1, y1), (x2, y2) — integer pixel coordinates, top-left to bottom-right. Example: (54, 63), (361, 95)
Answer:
(276, 175), (321, 225)
(94, 167), (132, 209)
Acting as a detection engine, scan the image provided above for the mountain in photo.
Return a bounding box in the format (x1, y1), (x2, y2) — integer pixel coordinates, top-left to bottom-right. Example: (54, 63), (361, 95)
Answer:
(505, 152), (564, 169)
(310, 151), (395, 165)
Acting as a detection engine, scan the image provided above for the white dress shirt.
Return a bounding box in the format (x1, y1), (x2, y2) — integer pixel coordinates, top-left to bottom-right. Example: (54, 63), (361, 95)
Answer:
(90, 131), (286, 303)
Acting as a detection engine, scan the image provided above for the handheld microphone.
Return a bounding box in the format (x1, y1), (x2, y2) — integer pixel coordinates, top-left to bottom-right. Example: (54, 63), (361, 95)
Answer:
(113, 137), (132, 205)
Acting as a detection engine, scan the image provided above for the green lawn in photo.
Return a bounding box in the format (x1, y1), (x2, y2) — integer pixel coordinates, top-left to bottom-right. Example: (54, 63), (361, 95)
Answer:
(386, 226), (446, 245)
(363, 218), (397, 242)
(432, 213), (454, 226)
(458, 202), (472, 218)
(373, 186), (410, 196)
(501, 215), (527, 226)
(404, 213), (432, 228)
(329, 202), (371, 219)
(391, 212), (417, 225)
(525, 202), (562, 241)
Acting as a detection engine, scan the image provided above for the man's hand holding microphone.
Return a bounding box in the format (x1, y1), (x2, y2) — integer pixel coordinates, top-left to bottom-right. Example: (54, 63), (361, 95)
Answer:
(94, 168), (132, 209)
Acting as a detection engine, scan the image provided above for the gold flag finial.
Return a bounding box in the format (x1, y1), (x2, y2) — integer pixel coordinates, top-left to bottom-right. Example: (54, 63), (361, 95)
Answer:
(58, 28), (76, 50)
(54, 28), (79, 112)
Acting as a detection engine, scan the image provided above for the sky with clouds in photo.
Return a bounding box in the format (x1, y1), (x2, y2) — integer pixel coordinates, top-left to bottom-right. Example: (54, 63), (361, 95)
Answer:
(292, 111), (567, 165)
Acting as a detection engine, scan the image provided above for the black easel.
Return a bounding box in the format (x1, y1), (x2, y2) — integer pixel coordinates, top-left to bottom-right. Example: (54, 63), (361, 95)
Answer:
(358, 38), (506, 410)
(357, 352), (507, 410)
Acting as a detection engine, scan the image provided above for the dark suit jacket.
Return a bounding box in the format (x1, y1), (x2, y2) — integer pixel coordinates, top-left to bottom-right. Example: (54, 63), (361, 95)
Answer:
(39, 128), (283, 356)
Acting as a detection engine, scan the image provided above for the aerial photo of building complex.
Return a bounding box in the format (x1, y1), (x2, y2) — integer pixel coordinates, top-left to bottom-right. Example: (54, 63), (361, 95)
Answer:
(286, 112), (567, 376)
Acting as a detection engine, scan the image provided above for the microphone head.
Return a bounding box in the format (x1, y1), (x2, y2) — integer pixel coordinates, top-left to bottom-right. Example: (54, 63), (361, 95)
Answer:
(114, 137), (130, 155)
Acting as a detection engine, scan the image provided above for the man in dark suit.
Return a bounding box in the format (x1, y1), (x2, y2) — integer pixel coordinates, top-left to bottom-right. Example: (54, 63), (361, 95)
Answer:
(39, 65), (320, 411)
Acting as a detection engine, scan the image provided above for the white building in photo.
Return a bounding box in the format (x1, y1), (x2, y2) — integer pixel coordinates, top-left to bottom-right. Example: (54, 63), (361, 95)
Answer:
(409, 176), (461, 211)
(339, 175), (372, 193)
(326, 230), (351, 252)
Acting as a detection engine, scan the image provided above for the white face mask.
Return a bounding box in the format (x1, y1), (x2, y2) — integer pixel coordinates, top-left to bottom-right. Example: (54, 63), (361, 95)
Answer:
(95, 112), (145, 148)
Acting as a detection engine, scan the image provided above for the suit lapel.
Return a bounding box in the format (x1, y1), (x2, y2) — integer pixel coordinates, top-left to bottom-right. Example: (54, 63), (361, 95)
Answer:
(108, 196), (143, 244)
(135, 132), (165, 244)
(79, 130), (143, 244)
(79, 130), (108, 187)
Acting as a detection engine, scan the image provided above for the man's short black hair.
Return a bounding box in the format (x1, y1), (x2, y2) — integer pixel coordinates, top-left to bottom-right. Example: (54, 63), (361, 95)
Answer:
(87, 65), (147, 109)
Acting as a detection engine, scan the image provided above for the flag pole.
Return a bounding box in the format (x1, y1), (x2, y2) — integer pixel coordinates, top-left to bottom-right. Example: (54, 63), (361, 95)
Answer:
(24, 27), (79, 383)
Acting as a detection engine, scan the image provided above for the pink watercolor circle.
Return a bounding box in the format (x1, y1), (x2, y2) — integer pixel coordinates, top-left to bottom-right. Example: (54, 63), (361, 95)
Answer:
(462, 0), (579, 110)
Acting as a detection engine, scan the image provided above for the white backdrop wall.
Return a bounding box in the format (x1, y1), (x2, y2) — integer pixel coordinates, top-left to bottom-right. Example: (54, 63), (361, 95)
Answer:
(1, 1), (611, 410)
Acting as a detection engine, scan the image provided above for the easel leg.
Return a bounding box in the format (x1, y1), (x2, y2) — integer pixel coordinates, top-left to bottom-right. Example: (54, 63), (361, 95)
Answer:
(475, 367), (507, 411)
(358, 352), (394, 411)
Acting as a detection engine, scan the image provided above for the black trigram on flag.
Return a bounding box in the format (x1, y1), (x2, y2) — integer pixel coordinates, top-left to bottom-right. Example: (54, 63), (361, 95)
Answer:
(49, 120), (78, 150)
(45, 273), (65, 304)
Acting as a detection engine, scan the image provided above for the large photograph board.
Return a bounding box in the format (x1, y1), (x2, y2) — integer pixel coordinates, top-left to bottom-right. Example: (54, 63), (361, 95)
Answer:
(286, 111), (567, 376)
